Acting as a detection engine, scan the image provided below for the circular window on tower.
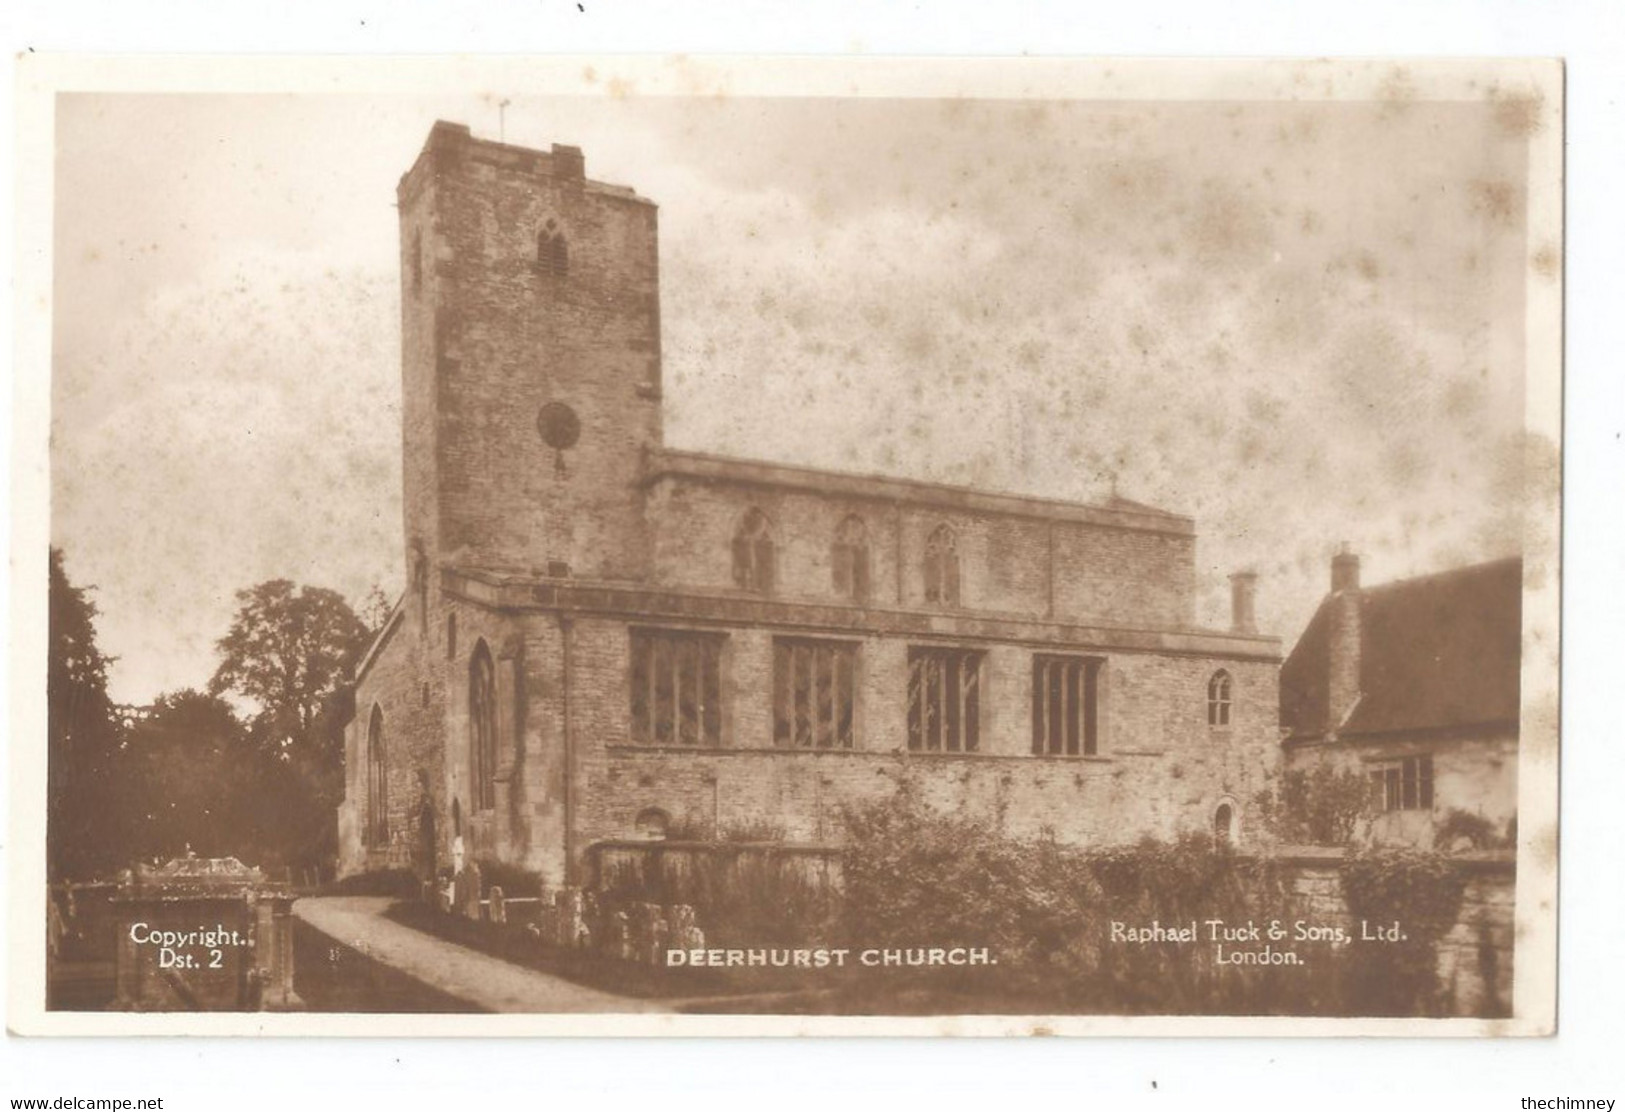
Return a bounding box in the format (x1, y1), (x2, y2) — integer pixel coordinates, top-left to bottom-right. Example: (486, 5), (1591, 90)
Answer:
(538, 402), (581, 478)
(537, 402), (581, 450)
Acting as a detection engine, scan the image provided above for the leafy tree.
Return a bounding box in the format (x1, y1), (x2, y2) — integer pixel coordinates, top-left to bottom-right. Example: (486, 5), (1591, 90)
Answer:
(208, 580), (372, 875)
(117, 689), (250, 864)
(209, 579), (370, 758)
(355, 584), (395, 638)
(47, 547), (122, 880)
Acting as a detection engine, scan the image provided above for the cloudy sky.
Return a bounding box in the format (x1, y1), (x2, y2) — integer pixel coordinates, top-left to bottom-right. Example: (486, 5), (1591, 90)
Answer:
(51, 89), (1541, 704)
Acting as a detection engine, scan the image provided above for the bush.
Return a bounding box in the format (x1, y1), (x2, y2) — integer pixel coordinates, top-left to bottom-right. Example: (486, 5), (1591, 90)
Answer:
(597, 843), (838, 947)
(838, 788), (1346, 1014)
(1433, 809), (1498, 851)
(474, 857), (544, 899)
(1339, 847), (1468, 1016)
(320, 868), (421, 899)
(1252, 766), (1372, 846)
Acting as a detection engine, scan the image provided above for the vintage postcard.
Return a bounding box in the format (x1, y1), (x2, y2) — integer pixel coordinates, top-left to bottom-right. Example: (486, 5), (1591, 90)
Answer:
(10, 55), (1561, 1036)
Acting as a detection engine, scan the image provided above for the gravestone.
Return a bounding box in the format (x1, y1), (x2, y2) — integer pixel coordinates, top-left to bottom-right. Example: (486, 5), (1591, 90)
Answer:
(669, 904), (706, 953)
(112, 855), (302, 1012)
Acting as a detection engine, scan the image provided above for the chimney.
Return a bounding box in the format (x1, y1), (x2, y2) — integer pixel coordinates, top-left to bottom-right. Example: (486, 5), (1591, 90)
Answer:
(1327, 544), (1362, 734)
(1331, 543), (1360, 592)
(1228, 571), (1258, 634)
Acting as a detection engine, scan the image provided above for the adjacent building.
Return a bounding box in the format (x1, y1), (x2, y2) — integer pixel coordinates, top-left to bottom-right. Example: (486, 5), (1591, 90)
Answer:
(335, 121), (1284, 886)
(1279, 550), (1521, 845)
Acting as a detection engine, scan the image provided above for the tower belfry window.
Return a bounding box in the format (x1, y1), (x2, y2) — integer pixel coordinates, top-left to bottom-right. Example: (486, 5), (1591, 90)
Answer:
(537, 219), (569, 278)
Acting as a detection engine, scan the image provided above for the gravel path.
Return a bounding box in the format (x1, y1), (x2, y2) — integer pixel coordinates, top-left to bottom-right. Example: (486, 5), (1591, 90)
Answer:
(294, 896), (667, 1014)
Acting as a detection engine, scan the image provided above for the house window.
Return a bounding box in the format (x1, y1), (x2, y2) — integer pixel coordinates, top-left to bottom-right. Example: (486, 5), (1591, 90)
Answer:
(446, 613), (457, 660)
(773, 638), (857, 749)
(1370, 755), (1435, 812)
(469, 641), (498, 812)
(630, 629), (724, 746)
(537, 219), (569, 278)
(411, 229), (423, 294)
(924, 524), (960, 605)
(1032, 655), (1101, 756)
(907, 646), (982, 752)
(1207, 669), (1233, 727)
(732, 508), (775, 593)
(366, 705), (388, 847)
(832, 515), (870, 601)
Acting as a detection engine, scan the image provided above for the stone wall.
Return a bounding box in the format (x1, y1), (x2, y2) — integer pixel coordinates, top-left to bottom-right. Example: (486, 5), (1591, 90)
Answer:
(399, 121), (663, 583)
(564, 616), (1282, 856)
(1284, 850), (1515, 1017)
(644, 474), (1196, 628)
(339, 606), (446, 880)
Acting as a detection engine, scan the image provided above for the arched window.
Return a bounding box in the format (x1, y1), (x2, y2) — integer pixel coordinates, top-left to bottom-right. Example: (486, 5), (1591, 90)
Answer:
(924, 524), (960, 605)
(1213, 802), (1235, 846)
(1207, 669), (1233, 727)
(469, 641), (498, 812)
(537, 218), (569, 278)
(732, 508), (775, 593)
(366, 706), (388, 848)
(832, 515), (870, 601)
(635, 808), (671, 841)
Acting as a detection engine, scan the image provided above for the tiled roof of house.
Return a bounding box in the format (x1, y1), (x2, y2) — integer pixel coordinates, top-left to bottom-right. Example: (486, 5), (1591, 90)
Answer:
(1280, 556), (1522, 740)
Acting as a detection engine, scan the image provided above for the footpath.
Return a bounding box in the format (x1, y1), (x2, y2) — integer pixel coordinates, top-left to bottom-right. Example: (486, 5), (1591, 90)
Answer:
(294, 896), (667, 1013)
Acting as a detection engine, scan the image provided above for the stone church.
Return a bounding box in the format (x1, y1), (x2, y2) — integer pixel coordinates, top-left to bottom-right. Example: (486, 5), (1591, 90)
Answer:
(336, 120), (1283, 886)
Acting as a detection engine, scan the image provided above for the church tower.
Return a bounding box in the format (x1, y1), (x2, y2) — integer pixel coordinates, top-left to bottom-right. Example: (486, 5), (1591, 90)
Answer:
(396, 121), (663, 591)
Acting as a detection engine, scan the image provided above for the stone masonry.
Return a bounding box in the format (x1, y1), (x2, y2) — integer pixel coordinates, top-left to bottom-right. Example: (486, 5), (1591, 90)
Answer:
(337, 121), (1285, 888)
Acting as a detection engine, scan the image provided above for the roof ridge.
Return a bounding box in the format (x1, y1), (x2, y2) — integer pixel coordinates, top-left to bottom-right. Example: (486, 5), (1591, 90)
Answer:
(646, 445), (1189, 523)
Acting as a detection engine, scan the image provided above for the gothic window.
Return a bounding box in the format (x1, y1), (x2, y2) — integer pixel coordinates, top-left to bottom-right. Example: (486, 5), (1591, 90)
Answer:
(446, 613), (457, 660)
(831, 515), (870, 601)
(1207, 669), (1233, 727)
(1214, 802), (1235, 845)
(1370, 755), (1435, 812)
(630, 629), (725, 746)
(923, 524), (960, 606)
(773, 638), (857, 749)
(537, 219), (569, 278)
(366, 705), (388, 848)
(1032, 655), (1102, 757)
(731, 508), (775, 593)
(907, 646), (982, 753)
(469, 641), (498, 812)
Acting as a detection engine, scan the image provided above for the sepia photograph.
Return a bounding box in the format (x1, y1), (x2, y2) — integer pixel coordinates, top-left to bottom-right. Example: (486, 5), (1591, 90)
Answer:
(13, 55), (1561, 1036)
